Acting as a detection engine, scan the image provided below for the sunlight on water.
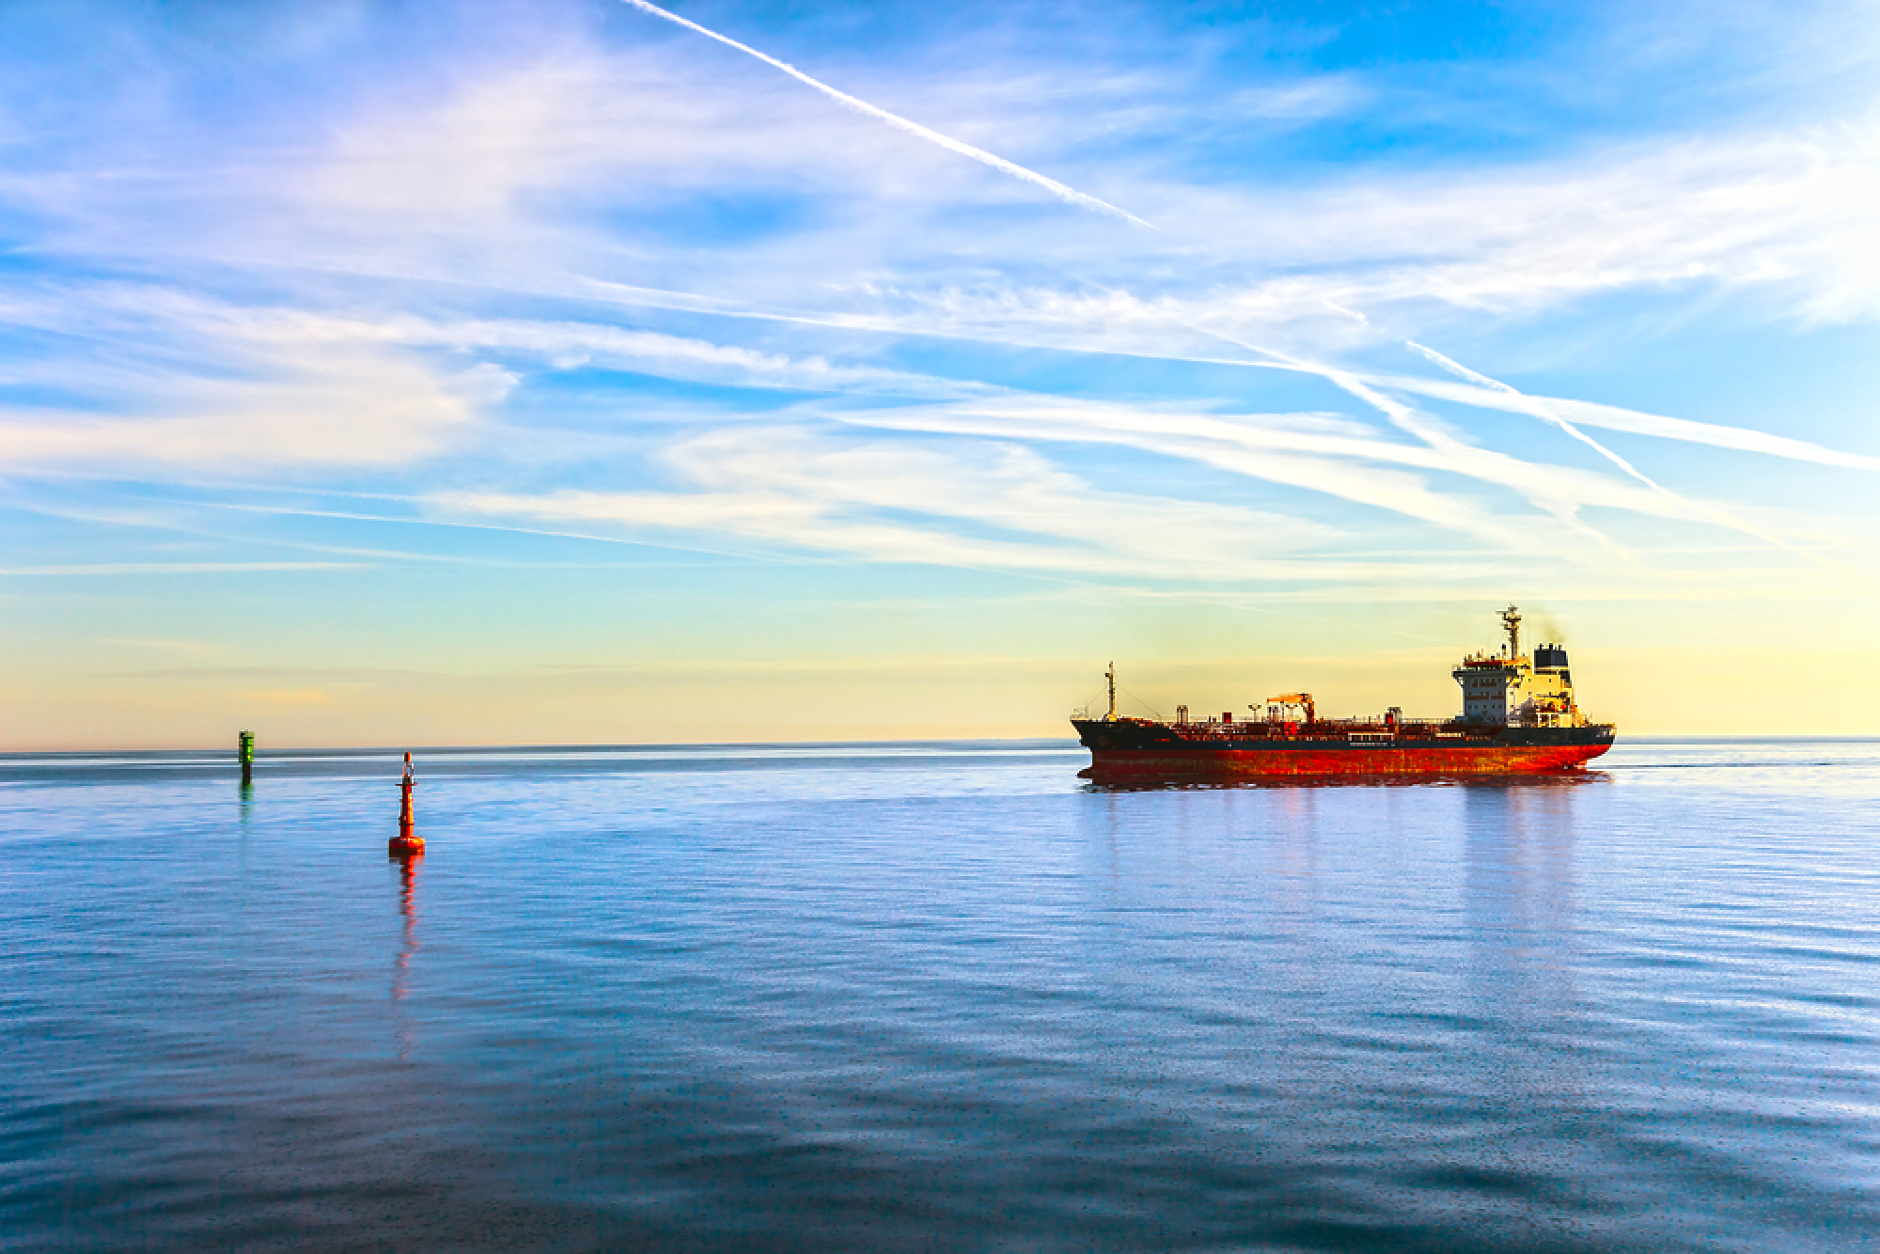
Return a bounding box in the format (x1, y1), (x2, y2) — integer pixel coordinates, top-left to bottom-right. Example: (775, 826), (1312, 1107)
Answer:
(3, 739), (1878, 1252)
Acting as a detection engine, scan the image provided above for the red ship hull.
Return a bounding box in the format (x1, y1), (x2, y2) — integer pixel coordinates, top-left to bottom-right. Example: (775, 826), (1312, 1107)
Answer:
(1071, 718), (1615, 783)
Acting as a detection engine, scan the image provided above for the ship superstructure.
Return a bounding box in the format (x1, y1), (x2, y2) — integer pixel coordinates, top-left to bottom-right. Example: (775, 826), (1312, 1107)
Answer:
(1453, 605), (1588, 730)
(1072, 605), (1615, 782)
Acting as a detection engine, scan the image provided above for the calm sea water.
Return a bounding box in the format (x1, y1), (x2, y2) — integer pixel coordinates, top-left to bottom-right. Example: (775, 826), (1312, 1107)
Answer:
(3, 739), (1877, 1252)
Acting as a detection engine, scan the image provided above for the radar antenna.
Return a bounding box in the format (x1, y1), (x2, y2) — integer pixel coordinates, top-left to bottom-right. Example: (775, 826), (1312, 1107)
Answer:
(1501, 605), (1522, 659)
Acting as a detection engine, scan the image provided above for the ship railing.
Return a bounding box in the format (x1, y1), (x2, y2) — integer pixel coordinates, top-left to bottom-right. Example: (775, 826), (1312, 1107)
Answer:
(1162, 716), (1472, 741)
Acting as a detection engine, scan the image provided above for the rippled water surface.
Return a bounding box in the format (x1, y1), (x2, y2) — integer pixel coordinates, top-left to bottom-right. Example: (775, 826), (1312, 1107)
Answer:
(4, 739), (1878, 1252)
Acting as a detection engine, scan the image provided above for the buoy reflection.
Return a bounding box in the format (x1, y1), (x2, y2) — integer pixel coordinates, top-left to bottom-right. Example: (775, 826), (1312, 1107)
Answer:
(392, 852), (420, 1060)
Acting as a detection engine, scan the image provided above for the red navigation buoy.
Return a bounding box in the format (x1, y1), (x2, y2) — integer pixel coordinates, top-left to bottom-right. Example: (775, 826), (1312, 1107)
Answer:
(389, 751), (425, 857)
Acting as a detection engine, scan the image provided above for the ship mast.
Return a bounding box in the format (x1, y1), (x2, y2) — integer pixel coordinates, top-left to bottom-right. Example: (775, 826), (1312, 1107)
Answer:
(1502, 605), (1522, 659)
(1106, 662), (1117, 721)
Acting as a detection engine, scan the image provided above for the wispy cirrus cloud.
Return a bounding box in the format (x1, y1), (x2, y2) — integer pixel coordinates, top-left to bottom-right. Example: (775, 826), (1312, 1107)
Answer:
(442, 425), (1437, 583)
(0, 562), (356, 577)
(2, 0), (1877, 626)
(437, 411), (1863, 601)
(0, 345), (509, 471)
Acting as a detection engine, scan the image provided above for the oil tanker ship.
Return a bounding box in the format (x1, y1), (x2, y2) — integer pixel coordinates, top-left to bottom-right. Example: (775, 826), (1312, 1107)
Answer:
(1072, 606), (1615, 782)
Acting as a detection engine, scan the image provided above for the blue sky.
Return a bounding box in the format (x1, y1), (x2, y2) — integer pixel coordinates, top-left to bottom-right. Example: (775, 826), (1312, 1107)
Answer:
(3, 0), (1878, 745)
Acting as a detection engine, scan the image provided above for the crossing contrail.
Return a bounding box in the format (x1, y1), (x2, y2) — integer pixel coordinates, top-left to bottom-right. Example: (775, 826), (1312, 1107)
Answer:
(1406, 340), (1828, 565)
(1406, 342), (1673, 492)
(617, 0), (1159, 231)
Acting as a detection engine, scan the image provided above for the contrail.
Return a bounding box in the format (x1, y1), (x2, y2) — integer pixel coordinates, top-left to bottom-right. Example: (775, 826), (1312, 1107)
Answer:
(1406, 342), (1674, 493)
(1406, 340), (1829, 566)
(617, 0), (1159, 231)
(1181, 321), (1635, 552)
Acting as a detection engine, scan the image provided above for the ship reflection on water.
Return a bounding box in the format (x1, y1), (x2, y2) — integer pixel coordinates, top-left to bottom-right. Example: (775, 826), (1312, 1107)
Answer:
(1083, 768), (1611, 793)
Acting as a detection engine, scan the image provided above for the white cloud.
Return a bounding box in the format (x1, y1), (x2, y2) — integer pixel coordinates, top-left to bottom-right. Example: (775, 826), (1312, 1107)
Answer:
(0, 345), (504, 470)
(829, 395), (1754, 547)
(0, 562), (355, 576)
(443, 425), (1396, 582)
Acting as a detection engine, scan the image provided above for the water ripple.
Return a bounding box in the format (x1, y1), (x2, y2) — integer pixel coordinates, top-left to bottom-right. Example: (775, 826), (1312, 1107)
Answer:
(3, 738), (1879, 1251)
